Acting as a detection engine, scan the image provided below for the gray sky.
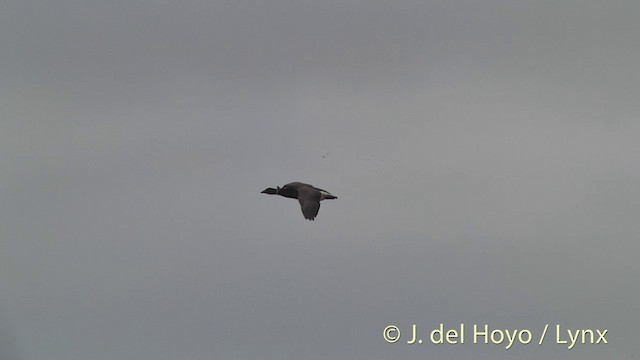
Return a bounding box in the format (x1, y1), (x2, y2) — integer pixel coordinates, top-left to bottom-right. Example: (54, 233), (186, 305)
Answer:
(1, 0), (639, 359)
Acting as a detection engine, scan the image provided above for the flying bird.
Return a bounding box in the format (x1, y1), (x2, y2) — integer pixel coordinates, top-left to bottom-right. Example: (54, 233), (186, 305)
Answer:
(261, 182), (337, 220)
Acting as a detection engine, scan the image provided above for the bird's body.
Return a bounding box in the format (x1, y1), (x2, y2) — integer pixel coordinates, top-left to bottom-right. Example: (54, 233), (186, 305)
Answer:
(261, 182), (337, 220)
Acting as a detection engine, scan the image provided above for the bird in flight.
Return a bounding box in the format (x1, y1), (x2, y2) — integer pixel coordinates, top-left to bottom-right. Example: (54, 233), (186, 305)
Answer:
(261, 182), (337, 220)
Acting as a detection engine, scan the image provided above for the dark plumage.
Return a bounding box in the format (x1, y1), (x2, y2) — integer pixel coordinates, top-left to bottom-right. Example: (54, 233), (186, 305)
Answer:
(261, 182), (337, 220)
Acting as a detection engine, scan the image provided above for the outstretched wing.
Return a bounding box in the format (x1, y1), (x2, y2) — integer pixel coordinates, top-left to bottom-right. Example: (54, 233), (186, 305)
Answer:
(299, 199), (320, 220)
(297, 187), (321, 220)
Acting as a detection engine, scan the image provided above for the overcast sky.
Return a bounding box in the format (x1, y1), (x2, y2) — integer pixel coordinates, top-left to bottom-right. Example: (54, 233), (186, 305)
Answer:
(1, 1), (639, 359)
